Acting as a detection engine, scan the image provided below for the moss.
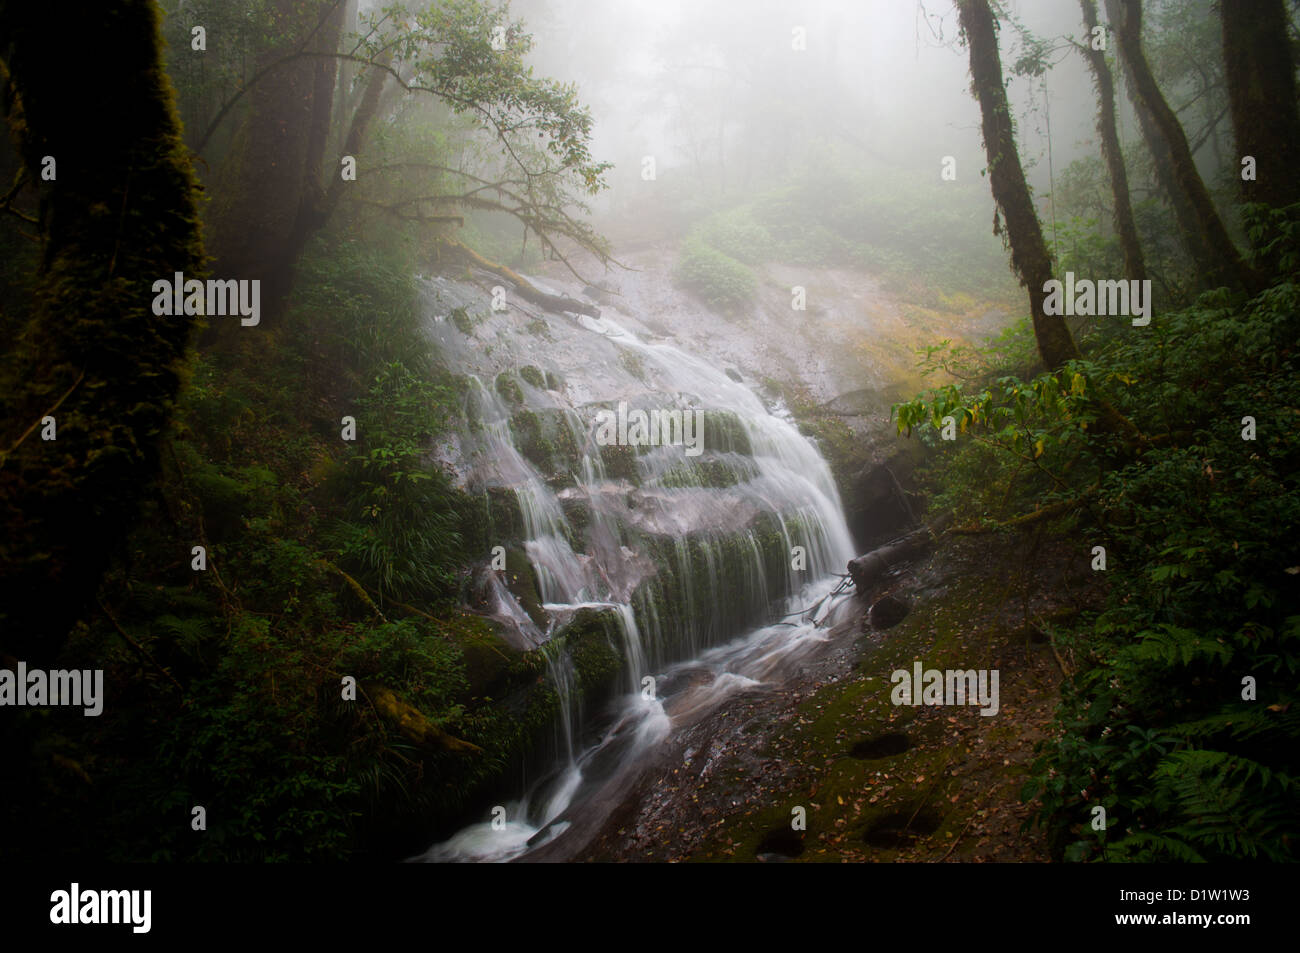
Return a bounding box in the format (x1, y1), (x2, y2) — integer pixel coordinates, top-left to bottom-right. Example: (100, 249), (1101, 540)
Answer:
(599, 442), (640, 484)
(448, 613), (521, 703)
(619, 349), (648, 381)
(559, 497), (591, 551)
(701, 410), (753, 456)
(510, 408), (582, 478)
(549, 606), (626, 699)
(495, 373), (524, 407)
(503, 547), (547, 627)
(510, 409), (550, 472)
(657, 457), (745, 489)
(519, 364), (546, 389)
(450, 307), (476, 335)
(545, 371), (563, 391)
(479, 486), (525, 544)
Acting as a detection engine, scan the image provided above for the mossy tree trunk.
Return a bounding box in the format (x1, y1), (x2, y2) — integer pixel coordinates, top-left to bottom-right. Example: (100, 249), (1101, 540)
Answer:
(1080, 0), (1146, 285)
(0, 0), (205, 663)
(1108, 0), (1256, 293)
(955, 0), (1080, 371)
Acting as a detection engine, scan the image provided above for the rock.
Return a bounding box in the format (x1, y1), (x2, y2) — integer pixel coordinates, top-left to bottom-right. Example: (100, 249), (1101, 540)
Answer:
(845, 451), (921, 549)
(725, 367), (743, 382)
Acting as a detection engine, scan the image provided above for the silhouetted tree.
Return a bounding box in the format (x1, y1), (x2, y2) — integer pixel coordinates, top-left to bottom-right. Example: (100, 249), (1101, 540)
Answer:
(0, 0), (205, 662)
(1220, 0), (1300, 269)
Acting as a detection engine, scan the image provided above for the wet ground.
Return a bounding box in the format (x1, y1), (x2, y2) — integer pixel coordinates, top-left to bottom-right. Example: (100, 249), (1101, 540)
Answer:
(573, 531), (1099, 863)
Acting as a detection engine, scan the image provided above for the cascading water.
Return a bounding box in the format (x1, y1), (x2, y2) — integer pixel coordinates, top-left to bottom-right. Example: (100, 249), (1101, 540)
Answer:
(416, 273), (857, 862)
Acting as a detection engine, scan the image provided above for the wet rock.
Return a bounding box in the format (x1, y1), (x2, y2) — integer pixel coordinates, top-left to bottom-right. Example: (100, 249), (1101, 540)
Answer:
(845, 450), (922, 549)
(725, 367), (743, 382)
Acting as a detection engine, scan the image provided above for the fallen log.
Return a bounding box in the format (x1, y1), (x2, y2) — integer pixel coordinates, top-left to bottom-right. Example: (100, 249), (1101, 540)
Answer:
(437, 238), (601, 318)
(846, 514), (951, 594)
(364, 682), (482, 755)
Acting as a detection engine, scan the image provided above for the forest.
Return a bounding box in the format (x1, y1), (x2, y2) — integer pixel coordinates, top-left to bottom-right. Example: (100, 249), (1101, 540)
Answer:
(0, 0), (1296, 878)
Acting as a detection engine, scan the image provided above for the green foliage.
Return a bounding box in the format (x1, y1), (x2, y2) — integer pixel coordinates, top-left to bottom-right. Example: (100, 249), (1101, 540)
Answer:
(897, 276), (1300, 862)
(328, 361), (466, 606)
(0, 236), (501, 862)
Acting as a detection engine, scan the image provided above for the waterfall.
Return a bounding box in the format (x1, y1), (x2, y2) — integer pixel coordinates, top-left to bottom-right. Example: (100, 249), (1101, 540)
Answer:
(416, 275), (857, 862)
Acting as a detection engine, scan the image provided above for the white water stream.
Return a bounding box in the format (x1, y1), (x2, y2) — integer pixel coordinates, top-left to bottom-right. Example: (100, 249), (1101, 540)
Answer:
(416, 277), (858, 862)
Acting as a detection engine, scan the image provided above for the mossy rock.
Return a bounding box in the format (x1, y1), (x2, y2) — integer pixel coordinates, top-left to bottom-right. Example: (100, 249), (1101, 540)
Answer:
(433, 607), (628, 838)
(495, 373), (524, 407)
(599, 441), (640, 483)
(619, 350), (648, 381)
(546, 606), (627, 700)
(559, 497), (591, 551)
(701, 410), (753, 456)
(519, 365), (546, 389)
(510, 409), (549, 471)
(451, 615), (523, 703)
(449, 307), (476, 335)
(510, 408), (582, 478)
(658, 457), (744, 489)
(482, 486), (525, 542)
(504, 547), (547, 628)
(189, 468), (250, 542)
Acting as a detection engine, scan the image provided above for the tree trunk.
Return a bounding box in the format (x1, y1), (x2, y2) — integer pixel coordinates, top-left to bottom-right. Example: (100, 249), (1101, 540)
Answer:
(1102, 0), (1208, 275)
(1109, 0), (1256, 292)
(1080, 0), (1146, 284)
(205, 0), (346, 333)
(321, 56), (391, 222)
(956, 0), (1080, 371)
(0, 0), (205, 663)
(1221, 0), (1300, 266)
